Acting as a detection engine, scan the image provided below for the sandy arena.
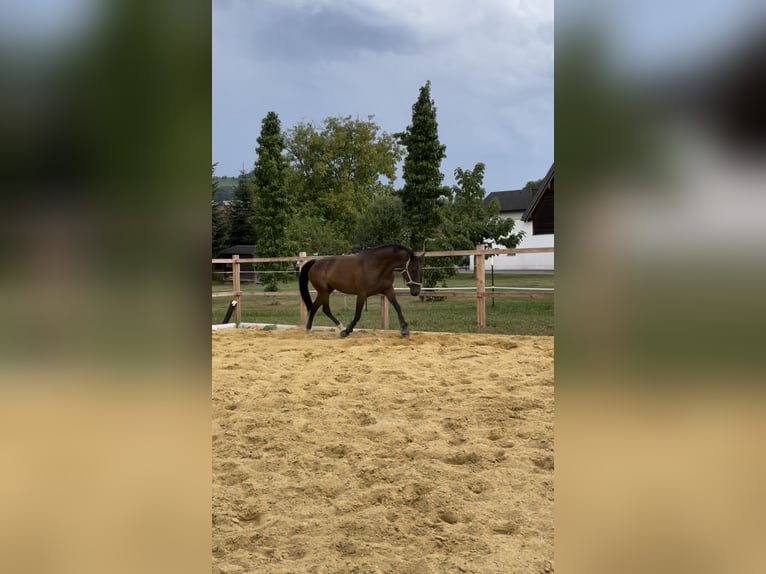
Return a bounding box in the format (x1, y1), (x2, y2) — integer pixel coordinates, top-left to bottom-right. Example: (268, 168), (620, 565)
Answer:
(212, 328), (554, 573)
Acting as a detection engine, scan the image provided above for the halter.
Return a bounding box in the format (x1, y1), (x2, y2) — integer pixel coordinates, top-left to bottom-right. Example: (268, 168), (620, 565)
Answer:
(401, 258), (422, 287)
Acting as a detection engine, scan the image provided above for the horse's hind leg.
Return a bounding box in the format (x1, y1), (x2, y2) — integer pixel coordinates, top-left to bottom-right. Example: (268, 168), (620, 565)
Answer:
(340, 295), (366, 338)
(307, 299), (322, 330)
(321, 302), (343, 329)
(307, 291), (327, 330)
(307, 289), (342, 331)
(319, 287), (342, 329)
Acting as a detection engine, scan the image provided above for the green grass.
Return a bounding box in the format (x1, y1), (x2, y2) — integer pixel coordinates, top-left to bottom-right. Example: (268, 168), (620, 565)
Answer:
(212, 272), (554, 336)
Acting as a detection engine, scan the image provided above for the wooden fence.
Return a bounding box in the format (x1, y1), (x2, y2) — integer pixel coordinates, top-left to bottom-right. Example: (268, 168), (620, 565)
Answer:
(212, 245), (554, 333)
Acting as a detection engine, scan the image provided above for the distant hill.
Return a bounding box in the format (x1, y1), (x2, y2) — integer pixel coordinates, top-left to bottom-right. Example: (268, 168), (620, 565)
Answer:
(212, 176), (239, 203)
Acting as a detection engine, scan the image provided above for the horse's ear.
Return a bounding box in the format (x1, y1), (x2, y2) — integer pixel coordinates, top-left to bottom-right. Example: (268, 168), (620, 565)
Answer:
(419, 251), (426, 259)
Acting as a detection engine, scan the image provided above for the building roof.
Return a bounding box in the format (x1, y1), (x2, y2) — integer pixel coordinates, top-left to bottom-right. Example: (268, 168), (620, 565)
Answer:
(522, 163), (554, 222)
(483, 186), (537, 213)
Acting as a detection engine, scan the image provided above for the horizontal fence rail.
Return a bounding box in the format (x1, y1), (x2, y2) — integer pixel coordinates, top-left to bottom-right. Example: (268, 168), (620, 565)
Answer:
(212, 246), (554, 332)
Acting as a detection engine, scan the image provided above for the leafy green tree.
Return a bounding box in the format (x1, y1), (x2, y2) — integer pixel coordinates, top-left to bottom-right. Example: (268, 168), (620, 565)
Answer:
(211, 163), (229, 258)
(284, 115), (402, 251)
(523, 178), (543, 191)
(286, 214), (350, 256)
(396, 80), (448, 252)
(417, 163), (527, 289)
(353, 192), (405, 250)
(226, 169), (257, 247)
(445, 163), (524, 250)
(252, 111), (290, 290)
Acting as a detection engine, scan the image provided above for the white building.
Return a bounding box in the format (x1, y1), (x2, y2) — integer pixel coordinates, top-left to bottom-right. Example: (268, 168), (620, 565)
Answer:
(482, 164), (554, 272)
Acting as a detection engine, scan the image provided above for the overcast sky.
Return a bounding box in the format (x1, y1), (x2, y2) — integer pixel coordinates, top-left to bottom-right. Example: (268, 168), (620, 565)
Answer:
(212, 0), (554, 193)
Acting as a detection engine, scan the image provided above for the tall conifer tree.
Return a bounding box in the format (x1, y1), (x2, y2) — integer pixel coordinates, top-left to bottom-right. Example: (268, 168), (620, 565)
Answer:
(397, 81), (447, 251)
(227, 169), (256, 247)
(252, 111), (289, 290)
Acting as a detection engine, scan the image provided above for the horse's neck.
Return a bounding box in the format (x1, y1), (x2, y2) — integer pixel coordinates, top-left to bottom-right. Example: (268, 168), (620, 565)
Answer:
(369, 249), (407, 271)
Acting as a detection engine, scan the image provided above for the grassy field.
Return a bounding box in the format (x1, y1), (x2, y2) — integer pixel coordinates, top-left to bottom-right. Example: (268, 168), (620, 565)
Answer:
(212, 272), (554, 336)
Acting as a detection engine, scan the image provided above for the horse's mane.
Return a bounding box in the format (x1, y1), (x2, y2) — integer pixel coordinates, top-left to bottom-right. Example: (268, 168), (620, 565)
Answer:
(362, 244), (414, 258)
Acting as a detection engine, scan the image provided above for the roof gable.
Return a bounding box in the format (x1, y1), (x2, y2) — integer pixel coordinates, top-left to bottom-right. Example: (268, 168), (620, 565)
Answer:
(522, 163), (554, 222)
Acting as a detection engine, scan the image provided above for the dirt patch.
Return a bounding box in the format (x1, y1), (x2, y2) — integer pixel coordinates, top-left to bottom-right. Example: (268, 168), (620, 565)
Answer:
(212, 328), (554, 573)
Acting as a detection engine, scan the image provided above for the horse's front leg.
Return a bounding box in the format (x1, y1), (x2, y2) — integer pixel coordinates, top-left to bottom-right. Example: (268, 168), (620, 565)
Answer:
(340, 295), (366, 338)
(383, 287), (409, 337)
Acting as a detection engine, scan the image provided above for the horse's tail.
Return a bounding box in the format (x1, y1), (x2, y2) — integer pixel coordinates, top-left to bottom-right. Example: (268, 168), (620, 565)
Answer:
(299, 259), (317, 311)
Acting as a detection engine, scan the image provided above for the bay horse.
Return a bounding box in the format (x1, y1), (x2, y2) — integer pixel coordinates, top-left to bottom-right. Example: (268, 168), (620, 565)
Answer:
(299, 244), (423, 338)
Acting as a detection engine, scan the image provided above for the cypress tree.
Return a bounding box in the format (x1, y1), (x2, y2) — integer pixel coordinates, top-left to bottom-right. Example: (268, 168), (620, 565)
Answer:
(397, 80), (447, 251)
(227, 169), (257, 247)
(252, 111), (290, 290)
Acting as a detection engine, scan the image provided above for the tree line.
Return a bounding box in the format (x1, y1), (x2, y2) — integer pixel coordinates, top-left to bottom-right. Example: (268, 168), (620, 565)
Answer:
(213, 81), (525, 289)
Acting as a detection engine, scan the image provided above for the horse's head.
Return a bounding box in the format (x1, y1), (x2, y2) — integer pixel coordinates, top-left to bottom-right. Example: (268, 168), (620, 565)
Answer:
(402, 254), (422, 296)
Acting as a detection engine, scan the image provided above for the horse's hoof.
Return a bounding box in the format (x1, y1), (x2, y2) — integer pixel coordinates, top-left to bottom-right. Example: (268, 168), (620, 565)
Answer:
(340, 330), (349, 338)
(401, 329), (410, 338)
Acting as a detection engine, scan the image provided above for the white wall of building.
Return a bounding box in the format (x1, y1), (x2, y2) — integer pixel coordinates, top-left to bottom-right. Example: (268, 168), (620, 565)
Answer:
(473, 212), (554, 272)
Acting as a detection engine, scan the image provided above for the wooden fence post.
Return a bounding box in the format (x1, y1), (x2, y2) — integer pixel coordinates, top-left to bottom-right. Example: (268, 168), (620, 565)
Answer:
(475, 244), (486, 333)
(232, 254), (242, 325)
(380, 295), (389, 329)
(298, 252), (307, 327)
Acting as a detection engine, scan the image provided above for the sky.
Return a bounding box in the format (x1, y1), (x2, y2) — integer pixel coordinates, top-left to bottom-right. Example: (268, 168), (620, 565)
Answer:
(212, 0), (554, 194)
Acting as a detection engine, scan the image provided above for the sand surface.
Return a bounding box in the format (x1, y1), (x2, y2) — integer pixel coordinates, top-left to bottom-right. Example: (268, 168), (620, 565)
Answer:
(212, 328), (554, 573)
